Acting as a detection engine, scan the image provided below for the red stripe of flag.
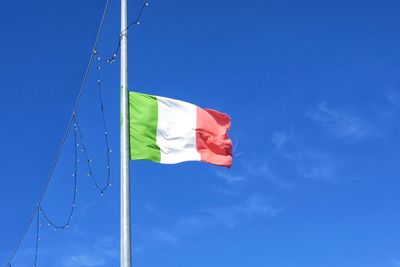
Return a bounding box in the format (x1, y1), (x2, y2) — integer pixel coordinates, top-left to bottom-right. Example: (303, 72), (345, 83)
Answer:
(196, 107), (232, 168)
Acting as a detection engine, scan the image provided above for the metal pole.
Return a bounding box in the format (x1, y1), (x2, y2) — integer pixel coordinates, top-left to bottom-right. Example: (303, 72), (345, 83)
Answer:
(120, 0), (132, 265)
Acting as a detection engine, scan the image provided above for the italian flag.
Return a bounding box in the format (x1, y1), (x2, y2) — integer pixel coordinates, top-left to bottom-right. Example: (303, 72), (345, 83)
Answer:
(129, 92), (232, 167)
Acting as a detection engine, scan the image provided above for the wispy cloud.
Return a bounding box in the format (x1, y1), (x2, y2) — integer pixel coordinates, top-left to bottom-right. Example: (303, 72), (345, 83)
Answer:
(214, 161), (296, 191)
(306, 102), (382, 141)
(63, 254), (106, 267)
(271, 131), (338, 182)
(136, 196), (283, 251)
(62, 236), (118, 267)
(5, 236), (118, 267)
(271, 131), (288, 150)
(215, 133), (297, 190)
(134, 228), (179, 253)
(393, 258), (400, 267)
(242, 161), (297, 190)
(296, 156), (336, 180)
(215, 170), (245, 184)
(175, 196), (282, 232)
(386, 91), (400, 109)
(214, 130), (337, 193)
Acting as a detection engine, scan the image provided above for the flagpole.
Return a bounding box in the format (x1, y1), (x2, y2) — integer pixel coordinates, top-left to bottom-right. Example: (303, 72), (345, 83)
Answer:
(120, 0), (132, 265)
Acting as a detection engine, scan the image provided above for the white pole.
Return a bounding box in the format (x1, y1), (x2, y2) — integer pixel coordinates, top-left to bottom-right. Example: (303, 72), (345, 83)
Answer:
(120, 0), (132, 265)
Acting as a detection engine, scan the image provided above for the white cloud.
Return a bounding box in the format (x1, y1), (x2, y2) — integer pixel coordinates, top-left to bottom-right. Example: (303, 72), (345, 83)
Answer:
(306, 102), (382, 141)
(386, 91), (400, 109)
(215, 134), (297, 190)
(215, 170), (245, 183)
(136, 196), (283, 251)
(63, 254), (106, 267)
(136, 228), (179, 251)
(271, 131), (338, 181)
(297, 157), (336, 181)
(175, 196), (282, 232)
(214, 131), (334, 192)
(271, 131), (288, 150)
(242, 161), (297, 190)
(61, 236), (118, 267)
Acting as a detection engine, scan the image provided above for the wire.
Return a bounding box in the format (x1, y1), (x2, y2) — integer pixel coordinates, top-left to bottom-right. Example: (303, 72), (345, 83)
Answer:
(39, 115), (79, 229)
(33, 208), (40, 267)
(3, 0), (110, 265)
(125, 1), (149, 32)
(76, 70), (112, 194)
(89, 54), (112, 193)
(107, 1), (149, 64)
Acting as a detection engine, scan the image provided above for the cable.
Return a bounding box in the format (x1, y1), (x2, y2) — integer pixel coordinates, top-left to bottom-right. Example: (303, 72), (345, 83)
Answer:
(3, 0), (110, 265)
(107, 1), (149, 64)
(125, 1), (149, 32)
(77, 121), (111, 194)
(33, 208), (40, 267)
(75, 76), (112, 194)
(39, 115), (78, 230)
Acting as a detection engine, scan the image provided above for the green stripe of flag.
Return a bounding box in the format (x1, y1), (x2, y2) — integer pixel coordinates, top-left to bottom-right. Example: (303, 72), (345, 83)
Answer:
(129, 92), (161, 162)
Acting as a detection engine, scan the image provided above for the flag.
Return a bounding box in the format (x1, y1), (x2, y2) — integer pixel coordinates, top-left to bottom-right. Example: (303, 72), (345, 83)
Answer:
(129, 92), (232, 167)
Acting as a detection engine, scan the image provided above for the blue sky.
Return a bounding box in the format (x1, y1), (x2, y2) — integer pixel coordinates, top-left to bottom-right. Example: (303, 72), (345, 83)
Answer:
(1, 0), (400, 266)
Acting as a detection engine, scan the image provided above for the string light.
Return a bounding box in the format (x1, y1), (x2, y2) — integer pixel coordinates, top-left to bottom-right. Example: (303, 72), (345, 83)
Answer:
(75, 51), (112, 194)
(30, 48), (114, 233)
(5, 0), (151, 264)
(39, 114), (79, 230)
(26, 48), (112, 267)
(107, 1), (150, 63)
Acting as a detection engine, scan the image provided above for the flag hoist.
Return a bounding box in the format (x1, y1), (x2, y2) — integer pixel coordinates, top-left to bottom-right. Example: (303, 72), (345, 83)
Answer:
(119, 1), (233, 266)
